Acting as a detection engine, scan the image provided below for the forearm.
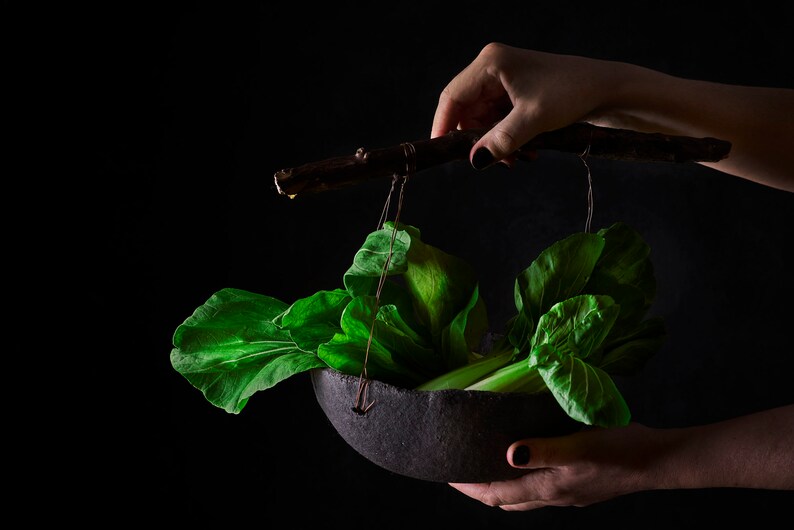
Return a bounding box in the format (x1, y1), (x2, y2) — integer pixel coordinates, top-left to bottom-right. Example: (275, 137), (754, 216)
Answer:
(593, 63), (794, 192)
(652, 404), (794, 491)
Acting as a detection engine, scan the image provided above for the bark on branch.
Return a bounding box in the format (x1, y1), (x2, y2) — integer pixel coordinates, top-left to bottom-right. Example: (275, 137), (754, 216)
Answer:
(273, 123), (731, 197)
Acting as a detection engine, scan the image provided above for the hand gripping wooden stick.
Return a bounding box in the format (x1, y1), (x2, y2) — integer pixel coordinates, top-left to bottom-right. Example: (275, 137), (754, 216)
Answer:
(273, 123), (731, 198)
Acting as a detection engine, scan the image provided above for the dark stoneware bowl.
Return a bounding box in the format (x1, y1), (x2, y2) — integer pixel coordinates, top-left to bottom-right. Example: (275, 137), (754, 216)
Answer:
(311, 368), (581, 483)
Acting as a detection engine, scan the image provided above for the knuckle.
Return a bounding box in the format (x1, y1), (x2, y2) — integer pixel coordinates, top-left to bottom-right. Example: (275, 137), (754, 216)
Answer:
(479, 41), (508, 60)
(489, 128), (518, 156)
(437, 85), (452, 104)
(477, 486), (512, 508)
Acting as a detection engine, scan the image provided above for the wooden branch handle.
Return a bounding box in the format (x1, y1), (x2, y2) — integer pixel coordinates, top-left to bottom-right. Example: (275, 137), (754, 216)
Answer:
(273, 123), (731, 197)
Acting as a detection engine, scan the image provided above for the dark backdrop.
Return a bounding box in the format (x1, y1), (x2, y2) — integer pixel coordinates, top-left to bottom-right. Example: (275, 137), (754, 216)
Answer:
(95, 2), (793, 526)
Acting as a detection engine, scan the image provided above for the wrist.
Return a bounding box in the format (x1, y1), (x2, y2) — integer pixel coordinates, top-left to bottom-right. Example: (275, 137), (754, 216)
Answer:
(587, 61), (686, 134)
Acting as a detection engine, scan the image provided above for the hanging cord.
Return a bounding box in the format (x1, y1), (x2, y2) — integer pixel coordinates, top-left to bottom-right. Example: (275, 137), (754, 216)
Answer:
(352, 142), (415, 414)
(375, 174), (397, 231)
(579, 142), (594, 233)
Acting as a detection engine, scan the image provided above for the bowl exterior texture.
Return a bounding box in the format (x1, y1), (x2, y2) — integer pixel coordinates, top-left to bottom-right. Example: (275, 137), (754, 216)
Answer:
(311, 368), (581, 483)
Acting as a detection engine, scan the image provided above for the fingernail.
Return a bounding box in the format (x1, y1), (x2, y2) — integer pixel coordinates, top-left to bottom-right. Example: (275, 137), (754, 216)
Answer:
(511, 445), (530, 466)
(471, 147), (495, 170)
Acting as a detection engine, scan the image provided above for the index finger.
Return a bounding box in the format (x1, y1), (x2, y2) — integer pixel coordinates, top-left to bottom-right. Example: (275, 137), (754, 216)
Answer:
(431, 91), (463, 138)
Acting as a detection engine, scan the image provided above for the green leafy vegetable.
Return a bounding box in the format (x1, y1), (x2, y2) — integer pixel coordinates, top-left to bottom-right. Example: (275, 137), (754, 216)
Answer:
(275, 288), (351, 351)
(317, 295), (434, 386)
(402, 226), (481, 345)
(531, 343), (631, 427)
(527, 294), (628, 426)
(170, 288), (327, 413)
(170, 221), (665, 427)
(343, 226), (410, 298)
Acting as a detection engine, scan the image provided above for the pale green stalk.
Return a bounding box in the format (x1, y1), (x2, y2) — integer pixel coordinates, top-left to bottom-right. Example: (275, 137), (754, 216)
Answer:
(464, 361), (547, 393)
(415, 349), (515, 391)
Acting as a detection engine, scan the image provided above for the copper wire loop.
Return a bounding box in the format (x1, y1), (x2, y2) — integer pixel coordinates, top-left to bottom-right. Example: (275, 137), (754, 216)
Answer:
(354, 143), (415, 414)
(401, 141), (416, 178)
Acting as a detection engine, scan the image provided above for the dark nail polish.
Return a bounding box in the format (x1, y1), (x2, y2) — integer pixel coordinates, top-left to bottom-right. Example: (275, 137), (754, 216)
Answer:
(511, 445), (530, 466)
(471, 147), (495, 170)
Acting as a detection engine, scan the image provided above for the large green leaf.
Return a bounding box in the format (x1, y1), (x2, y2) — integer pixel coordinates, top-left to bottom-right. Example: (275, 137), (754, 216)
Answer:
(598, 317), (667, 376)
(583, 270), (645, 328)
(180, 352), (327, 414)
(440, 283), (489, 370)
(402, 227), (478, 342)
(573, 223), (666, 370)
(375, 303), (441, 376)
(376, 319), (443, 378)
(531, 294), (619, 360)
(511, 232), (605, 350)
(530, 343), (631, 427)
(317, 296), (429, 387)
(590, 222), (656, 307)
(275, 288), (351, 352)
(343, 226), (411, 298)
(170, 288), (327, 413)
(507, 310), (533, 353)
(526, 294), (627, 427)
(172, 288), (290, 370)
(376, 304), (429, 347)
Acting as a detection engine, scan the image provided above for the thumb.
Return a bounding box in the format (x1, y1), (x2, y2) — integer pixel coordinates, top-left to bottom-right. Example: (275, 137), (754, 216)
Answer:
(470, 107), (540, 170)
(506, 435), (576, 470)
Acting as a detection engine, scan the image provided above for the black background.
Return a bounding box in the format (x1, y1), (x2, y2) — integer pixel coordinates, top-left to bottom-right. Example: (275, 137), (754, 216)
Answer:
(90, 1), (794, 526)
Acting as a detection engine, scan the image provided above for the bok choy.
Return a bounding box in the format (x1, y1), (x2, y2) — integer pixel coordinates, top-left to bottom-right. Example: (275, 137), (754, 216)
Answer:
(171, 221), (665, 427)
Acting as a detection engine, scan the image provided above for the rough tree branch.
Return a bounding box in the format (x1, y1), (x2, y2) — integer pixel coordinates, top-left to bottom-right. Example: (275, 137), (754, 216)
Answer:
(273, 123), (731, 197)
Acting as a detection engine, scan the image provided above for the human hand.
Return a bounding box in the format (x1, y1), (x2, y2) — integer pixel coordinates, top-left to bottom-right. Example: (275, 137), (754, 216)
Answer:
(431, 43), (628, 169)
(450, 404), (794, 509)
(449, 423), (665, 510)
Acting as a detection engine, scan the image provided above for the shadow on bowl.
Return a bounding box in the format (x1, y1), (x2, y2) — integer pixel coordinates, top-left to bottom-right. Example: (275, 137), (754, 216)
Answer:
(311, 367), (581, 483)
